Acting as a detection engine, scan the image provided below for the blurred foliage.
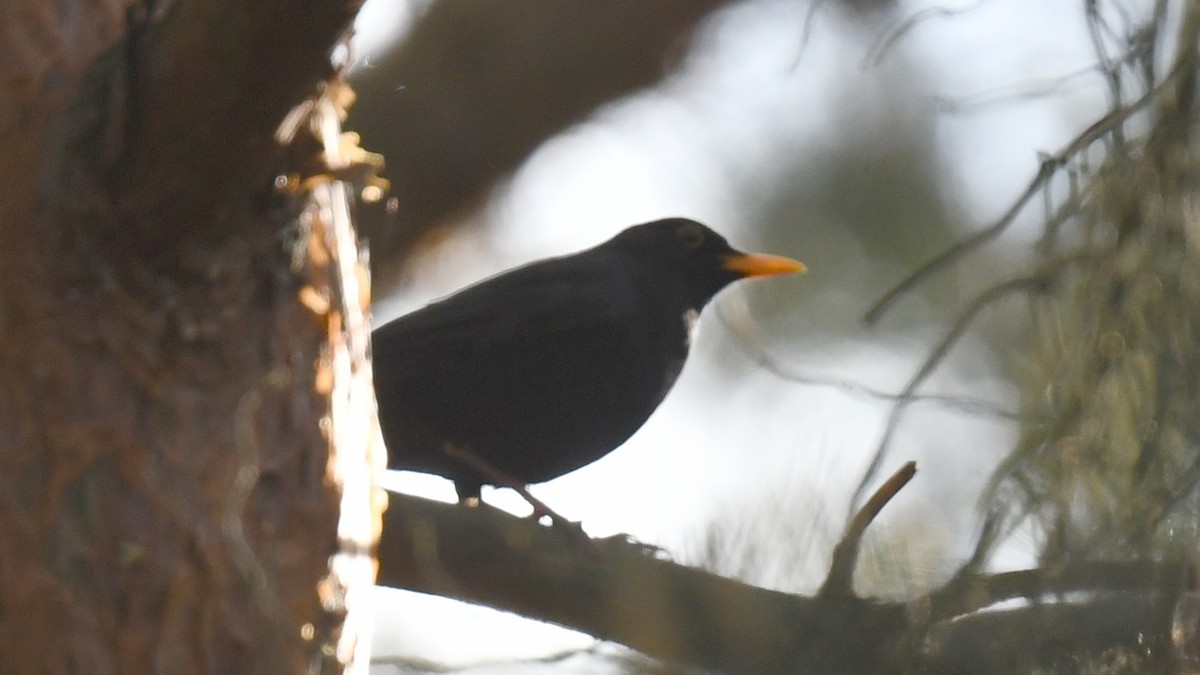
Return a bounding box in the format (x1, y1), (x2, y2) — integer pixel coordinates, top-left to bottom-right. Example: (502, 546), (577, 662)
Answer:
(975, 2), (1200, 566)
(694, 8), (989, 598)
(699, 7), (984, 420)
(348, 0), (735, 290)
(740, 57), (960, 341)
(700, 0), (1200, 609)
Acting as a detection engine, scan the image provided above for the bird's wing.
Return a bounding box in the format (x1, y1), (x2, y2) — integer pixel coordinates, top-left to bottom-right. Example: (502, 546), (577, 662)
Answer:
(373, 253), (635, 356)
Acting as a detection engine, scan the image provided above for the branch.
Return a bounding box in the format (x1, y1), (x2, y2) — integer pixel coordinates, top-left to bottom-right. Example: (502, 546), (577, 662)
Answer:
(864, 0), (992, 68)
(377, 491), (1190, 673)
(923, 594), (1168, 673)
(864, 60), (1185, 326)
(441, 444), (576, 529)
(715, 300), (1022, 422)
(821, 461), (917, 598)
(377, 491), (910, 674)
(930, 560), (1192, 623)
(851, 274), (1050, 508)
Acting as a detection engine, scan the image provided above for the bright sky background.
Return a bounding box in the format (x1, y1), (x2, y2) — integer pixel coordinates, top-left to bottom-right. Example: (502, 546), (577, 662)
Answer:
(354, 0), (1120, 671)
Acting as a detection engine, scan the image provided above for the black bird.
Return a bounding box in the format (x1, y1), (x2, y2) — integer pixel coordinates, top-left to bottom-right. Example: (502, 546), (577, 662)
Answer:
(373, 218), (804, 504)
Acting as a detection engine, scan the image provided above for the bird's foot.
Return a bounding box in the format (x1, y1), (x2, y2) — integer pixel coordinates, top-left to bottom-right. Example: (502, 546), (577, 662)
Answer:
(444, 443), (580, 532)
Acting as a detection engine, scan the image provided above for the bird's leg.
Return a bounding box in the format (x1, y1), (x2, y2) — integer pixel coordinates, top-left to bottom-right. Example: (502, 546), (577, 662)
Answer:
(442, 444), (578, 531)
(441, 445), (656, 555)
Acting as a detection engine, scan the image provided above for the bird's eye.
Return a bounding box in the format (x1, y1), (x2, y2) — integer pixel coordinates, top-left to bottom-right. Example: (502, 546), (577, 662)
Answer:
(676, 223), (705, 249)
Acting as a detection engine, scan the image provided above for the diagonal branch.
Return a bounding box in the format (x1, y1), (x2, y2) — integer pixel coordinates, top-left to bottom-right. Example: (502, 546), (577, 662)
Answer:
(377, 490), (1187, 673)
(864, 61), (1186, 326)
(821, 461), (917, 598)
(851, 273), (1052, 509)
(378, 491), (911, 675)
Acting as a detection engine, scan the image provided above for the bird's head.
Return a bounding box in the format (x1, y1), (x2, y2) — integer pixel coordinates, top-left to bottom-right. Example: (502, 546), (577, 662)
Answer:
(608, 218), (806, 310)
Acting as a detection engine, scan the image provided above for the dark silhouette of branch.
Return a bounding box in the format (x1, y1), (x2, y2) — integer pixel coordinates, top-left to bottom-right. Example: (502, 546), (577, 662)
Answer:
(372, 643), (610, 673)
(378, 490), (1190, 673)
(923, 595), (1166, 673)
(378, 491), (910, 674)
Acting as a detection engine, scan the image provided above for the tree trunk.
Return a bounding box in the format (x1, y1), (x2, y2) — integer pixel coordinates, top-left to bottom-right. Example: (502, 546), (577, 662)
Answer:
(0, 2), (367, 672)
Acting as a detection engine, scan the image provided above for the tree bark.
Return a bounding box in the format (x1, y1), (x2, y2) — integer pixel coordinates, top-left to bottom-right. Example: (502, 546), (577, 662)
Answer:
(0, 1), (363, 672)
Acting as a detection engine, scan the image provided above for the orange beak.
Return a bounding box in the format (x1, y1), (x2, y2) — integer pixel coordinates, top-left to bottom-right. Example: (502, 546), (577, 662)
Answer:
(722, 252), (807, 278)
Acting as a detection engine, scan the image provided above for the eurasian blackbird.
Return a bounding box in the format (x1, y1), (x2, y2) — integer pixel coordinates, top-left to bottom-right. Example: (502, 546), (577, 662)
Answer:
(374, 218), (804, 503)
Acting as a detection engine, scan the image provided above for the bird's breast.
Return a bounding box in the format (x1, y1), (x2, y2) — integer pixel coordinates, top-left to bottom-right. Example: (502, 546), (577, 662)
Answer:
(654, 308), (699, 402)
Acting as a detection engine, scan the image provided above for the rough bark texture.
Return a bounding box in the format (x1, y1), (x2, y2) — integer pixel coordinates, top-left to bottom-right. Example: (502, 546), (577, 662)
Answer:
(0, 1), (361, 672)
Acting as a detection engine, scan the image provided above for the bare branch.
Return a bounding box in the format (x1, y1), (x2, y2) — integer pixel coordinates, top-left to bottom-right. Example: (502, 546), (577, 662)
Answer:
(863, 0), (993, 68)
(865, 64), (1183, 326)
(852, 272), (1053, 509)
(1085, 0), (1128, 150)
(378, 491), (911, 674)
(378, 491), (1185, 673)
(821, 461), (918, 598)
(713, 301), (1023, 421)
(788, 0), (830, 70)
(930, 559), (1192, 622)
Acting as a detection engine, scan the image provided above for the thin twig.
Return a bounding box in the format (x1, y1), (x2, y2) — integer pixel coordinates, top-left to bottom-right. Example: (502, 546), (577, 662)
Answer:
(852, 274), (1050, 509)
(864, 160), (1058, 327)
(865, 69), (1180, 326)
(1085, 0), (1128, 151)
(932, 62), (1112, 114)
(1036, 165), (1096, 254)
(1142, 0), (1171, 85)
(821, 461), (918, 598)
(932, 40), (1150, 116)
(926, 559), (1192, 623)
(714, 302), (1022, 421)
(864, 0), (993, 68)
(372, 642), (607, 673)
(959, 505), (1006, 578)
(933, 496), (1030, 618)
(851, 248), (1097, 509)
(788, 0), (828, 71)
